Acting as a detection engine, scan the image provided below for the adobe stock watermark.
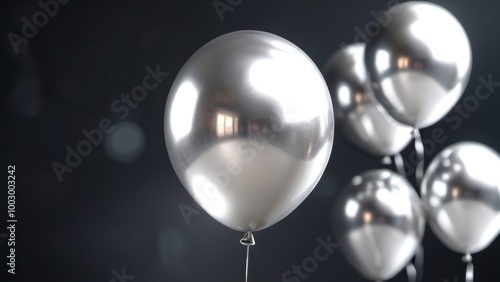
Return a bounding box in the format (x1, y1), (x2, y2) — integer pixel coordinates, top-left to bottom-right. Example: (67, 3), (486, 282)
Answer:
(338, 0), (402, 54)
(402, 74), (500, 177)
(281, 234), (340, 282)
(51, 64), (170, 183)
(444, 277), (458, 282)
(109, 267), (135, 282)
(7, 0), (71, 54)
(212, 0), (243, 22)
(178, 117), (285, 225)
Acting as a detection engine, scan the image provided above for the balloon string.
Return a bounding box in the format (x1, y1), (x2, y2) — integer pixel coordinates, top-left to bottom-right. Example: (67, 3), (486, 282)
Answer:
(240, 231), (255, 282)
(393, 152), (406, 177)
(415, 243), (424, 282)
(463, 254), (473, 282)
(406, 262), (417, 282)
(381, 156), (392, 165)
(413, 129), (424, 188)
(245, 245), (250, 282)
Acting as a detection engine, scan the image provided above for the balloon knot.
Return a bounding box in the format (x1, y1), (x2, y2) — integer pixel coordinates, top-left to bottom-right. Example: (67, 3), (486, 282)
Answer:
(240, 231), (256, 246)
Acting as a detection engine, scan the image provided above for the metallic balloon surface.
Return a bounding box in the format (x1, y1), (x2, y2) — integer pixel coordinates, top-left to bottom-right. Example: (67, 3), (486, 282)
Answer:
(323, 43), (413, 156)
(421, 142), (500, 254)
(365, 2), (472, 128)
(332, 169), (425, 281)
(165, 30), (334, 232)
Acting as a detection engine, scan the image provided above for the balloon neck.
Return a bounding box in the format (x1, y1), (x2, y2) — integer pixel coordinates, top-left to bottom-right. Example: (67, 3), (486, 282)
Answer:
(462, 253), (474, 282)
(462, 253), (472, 263)
(381, 156), (392, 165)
(240, 231), (256, 246)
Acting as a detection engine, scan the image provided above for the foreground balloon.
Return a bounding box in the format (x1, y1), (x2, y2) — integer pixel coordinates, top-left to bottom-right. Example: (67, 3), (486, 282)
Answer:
(365, 2), (472, 128)
(421, 142), (500, 254)
(323, 43), (412, 157)
(165, 30), (334, 232)
(333, 169), (425, 281)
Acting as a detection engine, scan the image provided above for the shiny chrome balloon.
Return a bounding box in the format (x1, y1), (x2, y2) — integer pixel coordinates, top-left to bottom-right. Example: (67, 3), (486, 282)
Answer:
(365, 2), (472, 128)
(421, 142), (500, 254)
(323, 43), (413, 157)
(332, 169), (425, 281)
(165, 30), (334, 232)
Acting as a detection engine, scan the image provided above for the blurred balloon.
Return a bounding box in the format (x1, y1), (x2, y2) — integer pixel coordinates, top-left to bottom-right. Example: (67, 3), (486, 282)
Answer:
(333, 169), (425, 281)
(365, 2), (472, 128)
(165, 30), (334, 232)
(421, 142), (500, 254)
(323, 43), (413, 157)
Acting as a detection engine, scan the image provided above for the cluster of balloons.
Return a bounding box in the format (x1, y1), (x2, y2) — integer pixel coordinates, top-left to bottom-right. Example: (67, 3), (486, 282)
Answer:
(164, 1), (500, 282)
(327, 2), (499, 282)
(332, 142), (500, 282)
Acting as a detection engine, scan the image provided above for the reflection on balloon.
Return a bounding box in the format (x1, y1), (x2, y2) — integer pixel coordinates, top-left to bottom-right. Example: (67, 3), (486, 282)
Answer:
(165, 30), (334, 232)
(365, 2), (472, 128)
(169, 81), (199, 142)
(332, 169), (425, 281)
(323, 43), (412, 156)
(421, 142), (500, 255)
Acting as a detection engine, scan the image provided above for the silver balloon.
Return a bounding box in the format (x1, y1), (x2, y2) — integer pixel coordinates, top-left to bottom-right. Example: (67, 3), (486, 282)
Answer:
(365, 2), (472, 128)
(421, 142), (500, 254)
(323, 43), (413, 157)
(333, 169), (425, 281)
(165, 30), (334, 232)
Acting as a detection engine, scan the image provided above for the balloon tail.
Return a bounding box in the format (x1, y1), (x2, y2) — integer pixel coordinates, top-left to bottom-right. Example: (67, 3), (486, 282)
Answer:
(413, 129), (424, 188)
(245, 245), (250, 282)
(381, 156), (392, 165)
(240, 231), (255, 282)
(394, 153), (406, 177)
(415, 243), (424, 282)
(406, 262), (417, 282)
(463, 254), (473, 282)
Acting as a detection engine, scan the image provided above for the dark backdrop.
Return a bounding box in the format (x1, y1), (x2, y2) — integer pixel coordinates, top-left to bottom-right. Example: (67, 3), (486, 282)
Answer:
(2, 0), (500, 281)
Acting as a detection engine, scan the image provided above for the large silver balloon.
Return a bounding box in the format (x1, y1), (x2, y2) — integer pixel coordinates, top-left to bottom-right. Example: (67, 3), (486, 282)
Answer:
(421, 142), (500, 254)
(165, 31), (334, 232)
(365, 2), (472, 129)
(323, 43), (413, 157)
(332, 169), (425, 281)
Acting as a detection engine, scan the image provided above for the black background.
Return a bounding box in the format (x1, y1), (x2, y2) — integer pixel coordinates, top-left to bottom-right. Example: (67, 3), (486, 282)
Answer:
(2, 0), (500, 281)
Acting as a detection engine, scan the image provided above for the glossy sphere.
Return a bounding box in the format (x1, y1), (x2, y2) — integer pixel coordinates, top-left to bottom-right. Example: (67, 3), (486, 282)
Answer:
(165, 31), (334, 232)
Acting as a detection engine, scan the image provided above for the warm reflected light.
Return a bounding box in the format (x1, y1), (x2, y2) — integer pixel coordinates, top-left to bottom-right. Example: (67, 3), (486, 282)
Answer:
(363, 211), (373, 223)
(170, 81), (199, 142)
(216, 110), (239, 137)
(451, 187), (460, 199)
(397, 56), (410, 69)
(354, 92), (363, 105)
